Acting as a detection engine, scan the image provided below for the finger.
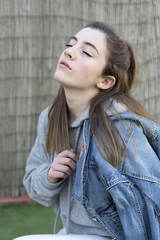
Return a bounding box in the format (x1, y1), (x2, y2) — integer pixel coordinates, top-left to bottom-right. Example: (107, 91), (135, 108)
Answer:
(48, 168), (68, 182)
(58, 149), (78, 162)
(55, 157), (77, 171)
(48, 163), (72, 182)
(52, 163), (72, 176)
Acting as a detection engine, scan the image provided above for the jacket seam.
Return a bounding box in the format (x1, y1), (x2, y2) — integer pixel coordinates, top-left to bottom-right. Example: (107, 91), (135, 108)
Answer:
(121, 171), (160, 185)
(129, 185), (148, 240)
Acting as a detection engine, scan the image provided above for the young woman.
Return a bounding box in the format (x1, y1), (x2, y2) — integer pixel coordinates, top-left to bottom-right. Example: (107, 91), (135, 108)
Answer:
(16, 22), (160, 240)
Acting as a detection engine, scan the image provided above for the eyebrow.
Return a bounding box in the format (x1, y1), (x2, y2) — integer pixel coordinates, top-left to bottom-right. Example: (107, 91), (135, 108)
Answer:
(70, 36), (99, 54)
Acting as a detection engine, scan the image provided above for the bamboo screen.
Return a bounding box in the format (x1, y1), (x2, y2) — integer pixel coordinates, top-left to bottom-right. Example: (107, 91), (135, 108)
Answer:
(0, 0), (160, 197)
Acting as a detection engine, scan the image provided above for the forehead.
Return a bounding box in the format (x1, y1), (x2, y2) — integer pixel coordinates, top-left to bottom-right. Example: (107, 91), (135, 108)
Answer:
(74, 27), (107, 54)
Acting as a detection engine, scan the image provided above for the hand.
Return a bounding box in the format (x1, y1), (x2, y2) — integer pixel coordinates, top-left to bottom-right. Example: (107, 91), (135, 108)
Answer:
(48, 149), (78, 183)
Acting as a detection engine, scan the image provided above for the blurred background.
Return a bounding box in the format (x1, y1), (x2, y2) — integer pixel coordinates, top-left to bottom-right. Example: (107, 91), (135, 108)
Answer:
(0, 0), (160, 199)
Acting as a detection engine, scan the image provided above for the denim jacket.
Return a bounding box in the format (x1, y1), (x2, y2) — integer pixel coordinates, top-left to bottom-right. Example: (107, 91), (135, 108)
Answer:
(72, 112), (160, 240)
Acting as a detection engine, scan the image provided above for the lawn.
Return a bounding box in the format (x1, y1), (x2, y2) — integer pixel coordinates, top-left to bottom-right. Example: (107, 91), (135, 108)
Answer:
(0, 202), (62, 240)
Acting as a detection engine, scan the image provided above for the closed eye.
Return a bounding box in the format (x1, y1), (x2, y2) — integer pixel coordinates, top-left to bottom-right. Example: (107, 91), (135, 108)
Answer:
(65, 44), (92, 57)
(65, 44), (72, 48)
(83, 51), (92, 57)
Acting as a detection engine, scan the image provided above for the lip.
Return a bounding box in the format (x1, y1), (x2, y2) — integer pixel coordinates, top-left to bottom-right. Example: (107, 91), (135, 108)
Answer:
(59, 61), (71, 70)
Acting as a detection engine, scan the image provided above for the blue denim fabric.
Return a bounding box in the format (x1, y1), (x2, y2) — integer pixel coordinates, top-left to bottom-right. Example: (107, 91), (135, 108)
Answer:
(72, 112), (160, 240)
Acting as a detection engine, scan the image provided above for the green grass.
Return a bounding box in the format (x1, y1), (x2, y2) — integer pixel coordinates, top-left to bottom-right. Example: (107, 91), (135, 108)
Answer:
(0, 202), (62, 240)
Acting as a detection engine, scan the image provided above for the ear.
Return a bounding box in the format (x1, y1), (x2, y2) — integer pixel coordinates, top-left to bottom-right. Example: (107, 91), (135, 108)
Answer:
(97, 76), (116, 90)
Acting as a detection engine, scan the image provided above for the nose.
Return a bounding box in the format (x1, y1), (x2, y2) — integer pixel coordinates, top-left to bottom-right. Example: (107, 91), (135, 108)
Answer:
(64, 48), (75, 60)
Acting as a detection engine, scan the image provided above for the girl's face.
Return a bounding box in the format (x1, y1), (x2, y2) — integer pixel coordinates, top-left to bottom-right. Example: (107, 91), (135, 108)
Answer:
(54, 27), (108, 94)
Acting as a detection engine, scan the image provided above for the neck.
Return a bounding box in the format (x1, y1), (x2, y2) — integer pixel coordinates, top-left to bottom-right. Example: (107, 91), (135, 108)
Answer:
(64, 87), (98, 122)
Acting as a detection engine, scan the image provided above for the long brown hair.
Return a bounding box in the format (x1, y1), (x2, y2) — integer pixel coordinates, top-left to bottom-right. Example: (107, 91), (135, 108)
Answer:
(46, 21), (152, 166)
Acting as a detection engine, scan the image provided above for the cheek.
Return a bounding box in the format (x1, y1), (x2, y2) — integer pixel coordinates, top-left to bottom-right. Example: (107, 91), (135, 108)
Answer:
(80, 70), (89, 83)
(77, 62), (94, 84)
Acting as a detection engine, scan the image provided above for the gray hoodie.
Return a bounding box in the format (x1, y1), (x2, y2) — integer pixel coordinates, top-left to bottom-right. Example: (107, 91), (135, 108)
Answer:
(23, 100), (127, 238)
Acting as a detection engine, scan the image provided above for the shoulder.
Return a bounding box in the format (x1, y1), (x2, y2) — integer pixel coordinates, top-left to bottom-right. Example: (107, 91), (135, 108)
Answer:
(110, 112), (160, 159)
(37, 106), (50, 134)
(38, 106), (50, 124)
(39, 106), (50, 120)
(111, 111), (160, 139)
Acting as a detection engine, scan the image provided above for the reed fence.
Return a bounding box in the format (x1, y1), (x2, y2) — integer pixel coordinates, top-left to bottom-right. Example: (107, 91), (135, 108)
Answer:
(0, 0), (160, 197)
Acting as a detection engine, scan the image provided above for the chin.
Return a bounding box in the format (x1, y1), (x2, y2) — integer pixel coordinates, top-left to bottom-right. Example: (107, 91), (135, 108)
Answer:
(54, 74), (66, 87)
(54, 70), (63, 82)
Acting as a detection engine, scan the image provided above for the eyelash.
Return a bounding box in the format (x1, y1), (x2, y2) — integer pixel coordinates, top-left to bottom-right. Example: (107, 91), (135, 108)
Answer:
(65, 44), (72, 48)
(83, 51), (92, 57)
(65, 44), (92, 57)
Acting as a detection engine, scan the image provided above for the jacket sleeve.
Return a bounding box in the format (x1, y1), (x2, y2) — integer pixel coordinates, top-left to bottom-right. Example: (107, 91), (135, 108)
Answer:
(93, 119), (160, 240)
(23, 108), (65, 207)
